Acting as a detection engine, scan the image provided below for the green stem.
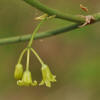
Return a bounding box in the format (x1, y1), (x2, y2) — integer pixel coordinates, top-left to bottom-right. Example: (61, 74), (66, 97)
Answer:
(28, 18), (46, 47)
(23, 0), (100, 23)
(0, 13), (100, 45)
(26, 49), (30, 70)
(0, 1), (100, 45)
(23, 0), (84, 23)
(0, 23), (81, 45)
(31, 48), (44, 65)
(18, 48), (28, 64)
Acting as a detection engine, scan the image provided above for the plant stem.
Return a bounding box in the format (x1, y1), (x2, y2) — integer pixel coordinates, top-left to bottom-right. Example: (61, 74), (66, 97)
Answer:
(28, 19), (46, 47)
(26, 49), (30, 70)
(23, 0), (84, 23)
(23, 0), (100, 23)
(0, 1), (100, 45)
(0, 23), (81, 45)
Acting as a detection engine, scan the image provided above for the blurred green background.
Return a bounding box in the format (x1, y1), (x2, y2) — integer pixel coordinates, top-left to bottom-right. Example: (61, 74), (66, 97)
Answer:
(0, 0), (100, 100)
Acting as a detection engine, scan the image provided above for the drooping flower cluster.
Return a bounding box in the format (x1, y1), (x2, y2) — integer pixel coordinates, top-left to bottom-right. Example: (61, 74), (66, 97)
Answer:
(14, 16), (56, 88)
(14, 48), (56, 87)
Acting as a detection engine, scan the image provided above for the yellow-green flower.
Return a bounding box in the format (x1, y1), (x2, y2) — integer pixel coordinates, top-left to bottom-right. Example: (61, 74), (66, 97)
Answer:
(39, 64), (56, 87)
(17, 70), (37, 86)
(14, 63), (23, 80)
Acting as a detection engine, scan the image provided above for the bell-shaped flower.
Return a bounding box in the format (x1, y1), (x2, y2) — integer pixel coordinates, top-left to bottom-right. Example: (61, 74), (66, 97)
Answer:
(17, 70), (37, 86)
(14, 63), (23, 80)
(39, 64), (56, 87)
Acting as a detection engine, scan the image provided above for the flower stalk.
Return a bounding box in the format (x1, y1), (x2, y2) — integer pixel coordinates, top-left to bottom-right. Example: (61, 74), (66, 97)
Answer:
(31, 48), (44, 65)
(28, 17), (47, 47)
(18, 48), (28, 64)
(26, 49), (30, 70)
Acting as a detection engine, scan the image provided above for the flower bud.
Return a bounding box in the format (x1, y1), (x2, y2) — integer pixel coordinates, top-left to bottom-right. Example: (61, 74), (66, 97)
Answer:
(39, 64), (56, 87)
(17, 70), (37, 86)
(14, 63), (23, 80)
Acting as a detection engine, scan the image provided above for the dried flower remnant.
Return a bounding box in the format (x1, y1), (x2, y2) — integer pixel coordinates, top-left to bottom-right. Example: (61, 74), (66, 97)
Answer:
(79, 15), (95, 27)
(80, 4), (88, 12)
(35, 14), (48, 20)
(35, 14), (56, 21)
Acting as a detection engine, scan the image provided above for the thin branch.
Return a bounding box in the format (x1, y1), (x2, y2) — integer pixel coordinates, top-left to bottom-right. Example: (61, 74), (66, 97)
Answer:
(0, 23), (80, 45)
(0, 0), (100, 45)
(23, 0), (100, 23)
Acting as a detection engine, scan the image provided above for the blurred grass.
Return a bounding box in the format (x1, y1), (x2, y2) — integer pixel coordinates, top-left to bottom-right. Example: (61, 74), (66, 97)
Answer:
(0, 0), (100, 100)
